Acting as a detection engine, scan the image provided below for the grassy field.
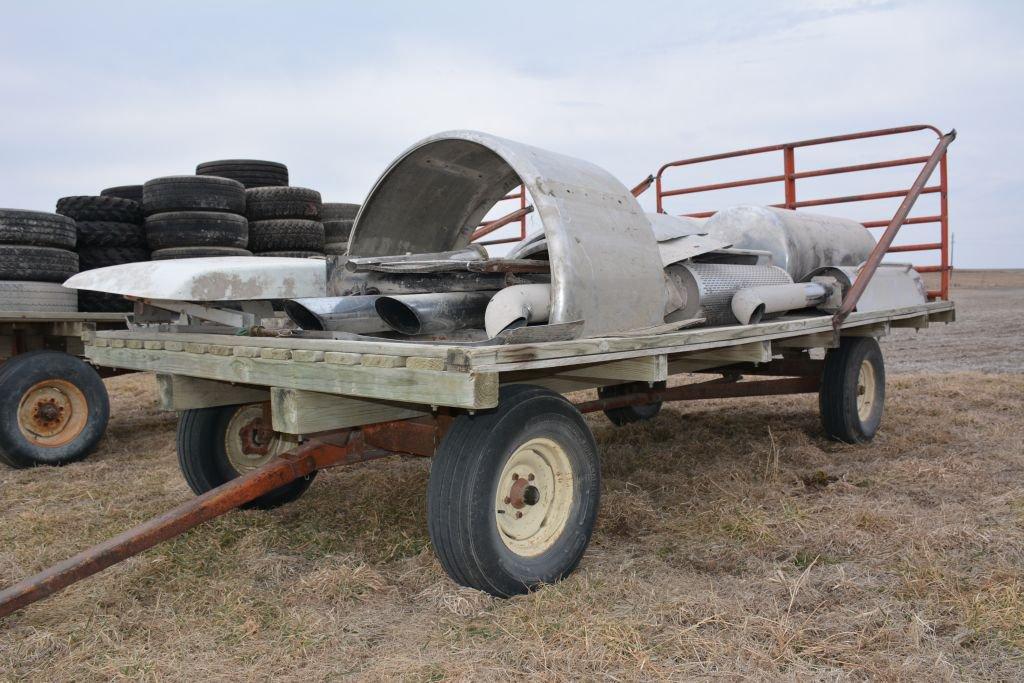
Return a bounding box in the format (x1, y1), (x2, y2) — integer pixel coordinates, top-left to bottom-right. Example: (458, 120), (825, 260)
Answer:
(1, 279), (1022, 680)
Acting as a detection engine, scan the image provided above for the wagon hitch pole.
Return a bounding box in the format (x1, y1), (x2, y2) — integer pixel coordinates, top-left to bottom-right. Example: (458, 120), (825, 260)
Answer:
(0, 418), (444, 619)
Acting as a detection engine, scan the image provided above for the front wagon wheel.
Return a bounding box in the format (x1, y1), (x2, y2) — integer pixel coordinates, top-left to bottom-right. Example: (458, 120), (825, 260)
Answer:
(427, 384), (601, 597)
(819, 337), (886, 444)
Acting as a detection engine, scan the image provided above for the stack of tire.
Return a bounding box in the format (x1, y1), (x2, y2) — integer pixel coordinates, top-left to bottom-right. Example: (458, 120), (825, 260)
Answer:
(0, 210), (79, 312)
(195, 160), (324, 259)
(56, 193), (147, 312)
(142, 176), (251, 261)
(322, 202), (359, 255)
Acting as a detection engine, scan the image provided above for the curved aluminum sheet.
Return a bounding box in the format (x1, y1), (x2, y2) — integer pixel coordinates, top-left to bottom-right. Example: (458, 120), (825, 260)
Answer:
(64, 257), (327, 301)
(347, 130), (666, 337)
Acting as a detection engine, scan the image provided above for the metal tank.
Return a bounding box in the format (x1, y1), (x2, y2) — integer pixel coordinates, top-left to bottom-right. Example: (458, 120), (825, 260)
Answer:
(703, 206), (875, 281)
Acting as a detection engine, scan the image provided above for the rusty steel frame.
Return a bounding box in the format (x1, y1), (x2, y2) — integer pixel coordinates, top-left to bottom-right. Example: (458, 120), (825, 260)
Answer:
(654, 124), (952, 300)
(471, 185), (530, 246)
(0, 418), (445, 620)
(575, 375), (821, 414)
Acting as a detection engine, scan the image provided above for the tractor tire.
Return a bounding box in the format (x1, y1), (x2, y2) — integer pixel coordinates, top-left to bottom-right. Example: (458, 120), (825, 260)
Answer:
(0, 209), (77, 249)
(597, 381), (666, 426)
(176, 404), (315, 509)
(78, 290), (132, 313)
(151, 246), (252, 260)
(257, 251), (323, 258)
(100, 185), (144, 202)
(76, 221), (147, 248)
(78, 247), (150, 271)
(245, 186), (322, 221)
(323, 243), (348, 256)
(248, 219), (323, 252)
(0, 246), (78, 282)
(321, 203), (359, 222)
(196, 159), (289, 188)
(427, 384), (600, 597)
(0, 350), (110, 468)
(0, 281), (77, 313)
(323, 218), (353, 246)
(145, 211), (248, 250)
(820, 337), (886, 444)
(142, 176), (246, 215)
(56, 195), (142, 223)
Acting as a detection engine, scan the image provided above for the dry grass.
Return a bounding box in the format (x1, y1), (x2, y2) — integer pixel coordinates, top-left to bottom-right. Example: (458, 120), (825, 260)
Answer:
(1, 369), (1021, 681)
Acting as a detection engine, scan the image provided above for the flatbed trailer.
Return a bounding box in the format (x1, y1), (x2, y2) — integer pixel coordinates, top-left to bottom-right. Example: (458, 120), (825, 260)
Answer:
(0, 311), (126, 467)
(0, 124), (957, 617)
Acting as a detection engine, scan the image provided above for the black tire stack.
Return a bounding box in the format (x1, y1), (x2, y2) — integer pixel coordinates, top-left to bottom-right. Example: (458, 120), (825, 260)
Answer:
(0, 210), (79, 312)
(142, 176), (251, 261)
(322, 202), (359, 255)
(245, 183), (325, 258)
(56, 195), (147, 312)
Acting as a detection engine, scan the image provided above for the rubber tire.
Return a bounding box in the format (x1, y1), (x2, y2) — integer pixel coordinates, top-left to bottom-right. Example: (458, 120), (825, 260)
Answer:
(0, 210), (77, 249)
(820, 337), (886, 444)
(248, 219), (323, 251)
(257, 250), (323, 258)
(245, 187), (322, 221)
(324, 243), (348, 256)
(0, 246), (78, 282)
(176, 405), (315, 509)
(100, 185), (144, 202)
(142, 176), (246, 215)
(0, 351), (110, 468)
(427, 384), (601, 597)
(78, 246), (150, 271)
(56, 195), (143, 223)
(76, 221), (146, 248)
(597, 381), (666, 426)
(196, 160), (289, 189)
(0, 281), (77, 313)
(145, 211), (248, 250)
(323, 218), (353, 245)
(151, 246), (253, 260)
(79, 290), (132, 313)
(321, 203), (359, 222)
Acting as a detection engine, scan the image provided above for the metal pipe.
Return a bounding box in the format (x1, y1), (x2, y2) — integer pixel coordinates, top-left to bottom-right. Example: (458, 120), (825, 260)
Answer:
(574, 376), (821, 414)
(283, 295), (389, 333)
(375, 292), (497, 335)
(484, 284), (551, 337)
(731, 282), (830, 325)
(330, 270), (511, 296)
(833, 130), (956, 329)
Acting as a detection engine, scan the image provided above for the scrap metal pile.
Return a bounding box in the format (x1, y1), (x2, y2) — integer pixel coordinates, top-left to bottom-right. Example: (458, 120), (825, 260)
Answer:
(65, 130), (928, 336)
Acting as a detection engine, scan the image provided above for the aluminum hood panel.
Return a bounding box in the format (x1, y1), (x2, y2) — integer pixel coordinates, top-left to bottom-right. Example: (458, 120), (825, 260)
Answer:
(347, 130), (666, 337)
(63, 257), (327, 301)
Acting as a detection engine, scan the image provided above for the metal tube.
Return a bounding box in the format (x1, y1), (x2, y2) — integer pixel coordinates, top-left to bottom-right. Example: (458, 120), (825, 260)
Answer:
(375, 291), (497, 335)
(484, 284), (551, 337)
(345, 245), (487, 272)
(731, 282), (830, 325)
(833, 130), (956, 328)
(283, 295), (389, 333)
(331, 270), (512, 296)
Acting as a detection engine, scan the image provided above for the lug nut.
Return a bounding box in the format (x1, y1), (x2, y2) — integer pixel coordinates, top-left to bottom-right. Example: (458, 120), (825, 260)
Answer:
(504, 496), (511, 504)
(527, 473), (535, 481)
(516, 512), (523, 519)
(512, 473), (519, 481)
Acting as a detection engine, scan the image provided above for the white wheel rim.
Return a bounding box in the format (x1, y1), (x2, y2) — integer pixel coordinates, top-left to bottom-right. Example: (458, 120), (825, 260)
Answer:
(494, 437), (575, 557)
(224, 404), (288, 473)
(856, 360), (877, 422)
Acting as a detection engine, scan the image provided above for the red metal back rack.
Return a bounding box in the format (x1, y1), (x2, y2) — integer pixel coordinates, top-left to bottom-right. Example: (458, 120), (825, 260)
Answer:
(653, 125), (951, 300)
(471, 185), (529, 246)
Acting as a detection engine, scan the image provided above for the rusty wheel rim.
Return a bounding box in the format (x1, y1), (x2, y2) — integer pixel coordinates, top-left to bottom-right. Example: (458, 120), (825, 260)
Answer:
(224, 404), (287, 473)
(17, 380), (89, 448)
(494, 437), (574, 557)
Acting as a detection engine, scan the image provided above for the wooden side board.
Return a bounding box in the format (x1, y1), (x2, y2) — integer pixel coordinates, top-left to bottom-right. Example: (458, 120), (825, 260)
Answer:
(270, 388), (429, 434)
(156, 374), (269, 410)
(87, 345), (497, 409)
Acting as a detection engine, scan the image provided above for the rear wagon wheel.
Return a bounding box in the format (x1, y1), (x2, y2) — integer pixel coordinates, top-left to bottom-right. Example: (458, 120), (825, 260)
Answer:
(427, 384), (600, 597)
(597, 381), (665, 426)
(819, 337), (886, 443)
(177, 403), (315, 509)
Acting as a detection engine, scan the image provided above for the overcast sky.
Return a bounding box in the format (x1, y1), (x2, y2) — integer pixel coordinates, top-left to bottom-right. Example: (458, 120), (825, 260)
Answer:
(1, 0), (1021, 267)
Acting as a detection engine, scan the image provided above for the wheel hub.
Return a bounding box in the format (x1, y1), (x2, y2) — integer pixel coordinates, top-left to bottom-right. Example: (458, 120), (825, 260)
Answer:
(495, 437), (574, 556)
(224, 405), (286, 472)
(856, 359), (877, 422)
(17, 380), (88, 447)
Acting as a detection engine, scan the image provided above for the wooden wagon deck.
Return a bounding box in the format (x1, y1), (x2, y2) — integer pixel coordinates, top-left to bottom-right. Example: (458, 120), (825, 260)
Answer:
(83, 300), (954, 433)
